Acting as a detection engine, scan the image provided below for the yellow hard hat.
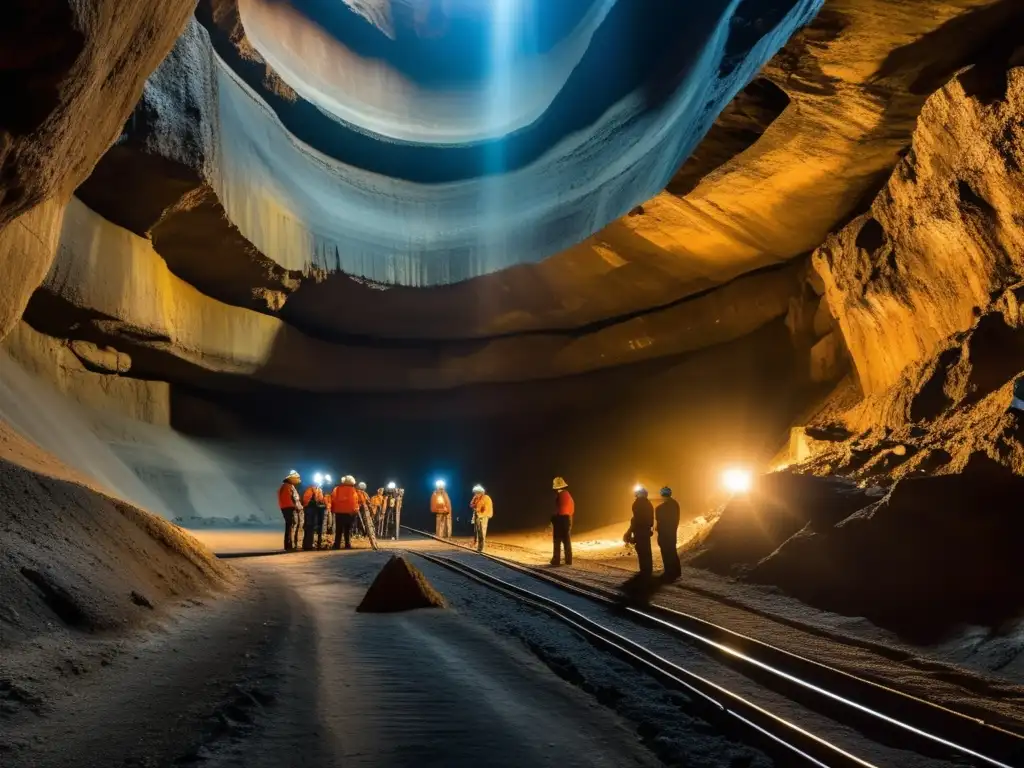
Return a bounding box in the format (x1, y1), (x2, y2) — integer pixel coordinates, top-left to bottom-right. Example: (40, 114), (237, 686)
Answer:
(552, 476), (568, 490)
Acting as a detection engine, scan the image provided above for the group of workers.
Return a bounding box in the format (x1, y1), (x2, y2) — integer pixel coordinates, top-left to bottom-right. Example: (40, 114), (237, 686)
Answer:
(278, 471), (389, 551)
(281, 470), (682, 579)
(429, 476), (575, 565)
(430, 479), (495, 553)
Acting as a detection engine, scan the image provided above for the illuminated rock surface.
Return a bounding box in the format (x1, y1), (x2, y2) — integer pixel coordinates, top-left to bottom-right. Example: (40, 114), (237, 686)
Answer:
(1, 0), (1024, 638)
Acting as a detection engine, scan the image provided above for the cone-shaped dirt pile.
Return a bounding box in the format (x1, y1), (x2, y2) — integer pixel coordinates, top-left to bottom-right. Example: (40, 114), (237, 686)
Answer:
(357, 555), (447, 613)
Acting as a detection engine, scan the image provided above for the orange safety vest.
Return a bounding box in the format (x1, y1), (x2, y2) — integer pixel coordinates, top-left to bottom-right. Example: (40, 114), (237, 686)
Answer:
(331, 485), (360, 514)
(278, 482), (297, 510)
(470, 494), (493, 518)
(430, 491), (451, 514)
(302, 486), (325, 506)
(555, 490), (574, 516)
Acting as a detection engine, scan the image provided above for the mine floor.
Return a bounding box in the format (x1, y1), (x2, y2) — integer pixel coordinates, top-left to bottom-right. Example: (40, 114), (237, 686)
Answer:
(3, 537), (1022, 766)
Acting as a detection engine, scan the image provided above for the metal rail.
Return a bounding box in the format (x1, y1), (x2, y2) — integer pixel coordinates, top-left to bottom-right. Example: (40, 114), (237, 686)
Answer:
(403, 526), (1022, 768)
(410, 549), (873, 767)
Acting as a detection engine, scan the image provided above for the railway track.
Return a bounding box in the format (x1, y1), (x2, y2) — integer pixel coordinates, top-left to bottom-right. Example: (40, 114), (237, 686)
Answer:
(402, 526), (1023, 768)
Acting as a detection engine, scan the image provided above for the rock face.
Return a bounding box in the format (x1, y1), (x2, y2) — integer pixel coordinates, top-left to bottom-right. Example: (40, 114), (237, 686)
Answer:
(0, 0), (198, 343)
(814, 54), (1024, 396)
(26, 197), (804, 392)
(750, 454), (1024, 636)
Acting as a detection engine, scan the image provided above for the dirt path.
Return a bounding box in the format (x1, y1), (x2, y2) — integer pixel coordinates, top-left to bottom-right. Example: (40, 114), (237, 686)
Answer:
(2, 551), (662, 768)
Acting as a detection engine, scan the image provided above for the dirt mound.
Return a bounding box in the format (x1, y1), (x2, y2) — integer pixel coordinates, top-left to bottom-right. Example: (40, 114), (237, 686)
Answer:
(357, 556), (447, 613)
(750, 454), (1024, 638)
(0, 455), (232, 653)
(685, 471), (873, 575)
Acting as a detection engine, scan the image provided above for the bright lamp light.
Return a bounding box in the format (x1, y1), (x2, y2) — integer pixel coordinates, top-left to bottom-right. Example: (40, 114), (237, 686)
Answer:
(722, 468), (753, 494)
(313, 472), (324, 485)
(435, 478), (446, 489)
(387, 481), (397, 490)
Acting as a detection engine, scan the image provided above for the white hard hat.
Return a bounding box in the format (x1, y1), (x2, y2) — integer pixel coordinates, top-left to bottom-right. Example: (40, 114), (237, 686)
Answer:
(472, 484), (485, 493)
(286, 470), (300, 480)
(358, 481), (367, 490)
(552, 476), (568, 490)
(342, 475), (356, 486)
(435, 479), (446, 489)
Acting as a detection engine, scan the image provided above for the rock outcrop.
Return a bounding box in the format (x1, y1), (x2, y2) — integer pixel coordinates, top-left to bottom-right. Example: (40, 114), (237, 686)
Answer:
(814, 52), (1024, 396)
(750, 454), (1024, 636)
(0, 0), (198, 343)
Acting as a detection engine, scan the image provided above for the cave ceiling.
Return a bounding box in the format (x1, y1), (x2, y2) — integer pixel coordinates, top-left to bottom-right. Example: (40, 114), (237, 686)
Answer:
(50, 0), (1024, 392)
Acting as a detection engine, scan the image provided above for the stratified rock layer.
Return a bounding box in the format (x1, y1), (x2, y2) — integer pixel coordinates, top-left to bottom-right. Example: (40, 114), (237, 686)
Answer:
(26, 197), (803, 392)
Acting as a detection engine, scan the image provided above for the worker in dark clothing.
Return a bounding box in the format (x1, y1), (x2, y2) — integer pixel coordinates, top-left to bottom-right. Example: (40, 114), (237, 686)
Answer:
(277, 470), (303, 551)
(624, 485), (655, 577)
(655, 487), (682, 580)
(301, 474), (330, 551)
(551, 476), (574, 566)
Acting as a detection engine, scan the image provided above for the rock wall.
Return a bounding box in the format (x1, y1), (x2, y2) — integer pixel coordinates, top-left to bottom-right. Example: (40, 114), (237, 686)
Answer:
(2, 322), (170, 426)
(26, 197), (804, 392)
(814, 53), (1024, 395)
(0, 0), (198, 343)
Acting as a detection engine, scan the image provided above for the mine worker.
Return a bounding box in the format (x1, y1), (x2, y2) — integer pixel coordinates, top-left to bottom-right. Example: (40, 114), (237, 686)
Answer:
(301, 473), (329, 551)
(551, 476), (574, 566)
(431, 479), (453, 538)
(624, 485), (655, 577)
(277, 470), (303, 551)
(469, 484), (493, 552)
(331, 475), (361, 550)
(355, 481), (371, 537)
(369, 486), (385, 531)
(323, 479), (334, 543)
(655, 487), (682, 580)
(370, 487), (385, 516)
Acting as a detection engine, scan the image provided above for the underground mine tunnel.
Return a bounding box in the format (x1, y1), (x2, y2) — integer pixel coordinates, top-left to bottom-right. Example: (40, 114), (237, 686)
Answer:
(2, 1), (1024, 766)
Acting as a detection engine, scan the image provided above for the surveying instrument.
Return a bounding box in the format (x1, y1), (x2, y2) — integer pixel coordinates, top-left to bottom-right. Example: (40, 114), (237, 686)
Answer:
(378, 482), (404, 540)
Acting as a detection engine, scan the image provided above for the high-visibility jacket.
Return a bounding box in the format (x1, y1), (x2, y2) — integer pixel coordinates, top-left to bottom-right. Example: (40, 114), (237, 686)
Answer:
(470, 493), (493, 519)
(324, 495), (332, 513)
(356, 488), (370, 507)
(302, 486), (325, 507)
(331, 485), (360, 514)
(555, 490), (574, 516)
(369, 493), (384, 511)
(430, 490), (452, 514)
(278, 482), (301, 511)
